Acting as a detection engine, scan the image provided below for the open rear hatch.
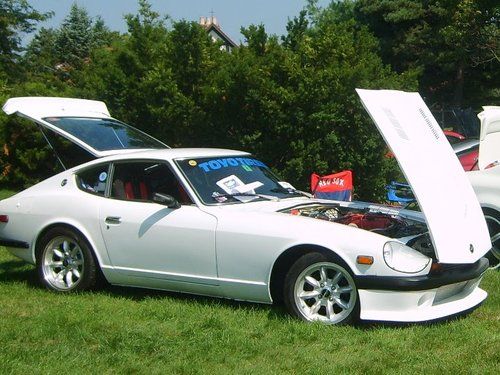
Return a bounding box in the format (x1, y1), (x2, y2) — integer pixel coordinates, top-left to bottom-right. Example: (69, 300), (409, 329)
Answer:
(2, 97), (168, 169)
(357, 89), (491, 263)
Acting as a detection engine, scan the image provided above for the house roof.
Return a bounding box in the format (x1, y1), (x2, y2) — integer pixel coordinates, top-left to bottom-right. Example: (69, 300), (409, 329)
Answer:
(199, 16), (237, 49)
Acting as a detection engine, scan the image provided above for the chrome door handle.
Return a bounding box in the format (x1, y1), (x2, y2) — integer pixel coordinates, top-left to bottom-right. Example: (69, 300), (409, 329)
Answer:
(105, 216), (121, 224)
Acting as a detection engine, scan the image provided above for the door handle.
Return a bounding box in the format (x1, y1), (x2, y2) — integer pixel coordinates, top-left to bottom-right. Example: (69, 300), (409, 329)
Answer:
(105, 216), (122, 224)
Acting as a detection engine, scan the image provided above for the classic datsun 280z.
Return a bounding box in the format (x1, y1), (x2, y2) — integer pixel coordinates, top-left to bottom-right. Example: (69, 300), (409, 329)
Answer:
(0, 90), (492, 325)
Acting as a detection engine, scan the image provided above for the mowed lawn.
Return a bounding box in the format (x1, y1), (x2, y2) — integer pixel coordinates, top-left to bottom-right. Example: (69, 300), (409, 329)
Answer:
(0, 190), (499, 374)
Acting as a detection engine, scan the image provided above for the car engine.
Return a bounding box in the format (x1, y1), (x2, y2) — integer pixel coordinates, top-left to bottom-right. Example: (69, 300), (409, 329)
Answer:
(281, 203), (436, 259)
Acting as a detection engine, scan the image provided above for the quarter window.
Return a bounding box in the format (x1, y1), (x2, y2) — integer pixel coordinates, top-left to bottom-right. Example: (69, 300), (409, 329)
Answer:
(75, 164), (110, 196)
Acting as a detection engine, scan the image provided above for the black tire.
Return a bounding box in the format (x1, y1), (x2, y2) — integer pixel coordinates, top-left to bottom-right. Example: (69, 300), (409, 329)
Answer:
(482, 208), (500, 269)
(283, 252), (359, 325)
(36, 227), (99, 292)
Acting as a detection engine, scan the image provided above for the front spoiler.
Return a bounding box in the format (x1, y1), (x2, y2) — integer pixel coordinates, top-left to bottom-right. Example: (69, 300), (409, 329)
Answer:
(355, 258), (489, 291)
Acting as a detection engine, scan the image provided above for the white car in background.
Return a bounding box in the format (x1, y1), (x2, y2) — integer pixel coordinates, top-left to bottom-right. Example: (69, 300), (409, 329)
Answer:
(467, 106), (500, 268)
(0, 90), (492, 325)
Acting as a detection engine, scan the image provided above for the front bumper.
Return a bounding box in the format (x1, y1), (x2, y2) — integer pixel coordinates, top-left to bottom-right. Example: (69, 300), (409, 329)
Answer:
(355, 258), (489, 291)
(356, 258), (489, 322)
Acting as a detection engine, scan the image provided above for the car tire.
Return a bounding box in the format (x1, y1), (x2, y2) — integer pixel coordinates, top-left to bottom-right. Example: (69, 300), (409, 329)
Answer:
(284, 252), (359, 325)
(36, 227), (99, 292)
(483, 208), (500, 269)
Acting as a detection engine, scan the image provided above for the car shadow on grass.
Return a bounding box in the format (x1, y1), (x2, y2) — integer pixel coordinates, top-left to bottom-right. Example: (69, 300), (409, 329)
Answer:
(0, 259), (38, 286)
(104, 283), (286, 315)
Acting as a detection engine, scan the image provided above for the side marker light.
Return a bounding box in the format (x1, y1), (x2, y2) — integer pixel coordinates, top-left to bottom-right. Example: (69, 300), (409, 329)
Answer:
(356, 255), (374, 265)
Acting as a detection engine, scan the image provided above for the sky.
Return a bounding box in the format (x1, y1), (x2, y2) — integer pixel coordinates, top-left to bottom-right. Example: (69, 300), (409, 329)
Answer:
(27, 0), (332, 44)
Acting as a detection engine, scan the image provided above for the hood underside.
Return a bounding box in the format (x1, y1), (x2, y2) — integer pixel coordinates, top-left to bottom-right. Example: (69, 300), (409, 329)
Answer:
(357, 89), (490, 263)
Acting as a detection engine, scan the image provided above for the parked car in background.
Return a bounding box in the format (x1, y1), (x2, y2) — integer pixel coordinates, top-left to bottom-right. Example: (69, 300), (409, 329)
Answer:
(467, 106), (500, 268)
(443, 130), (466, 144)
(453, 138), (479, 171)
(0, 91), (492, 325)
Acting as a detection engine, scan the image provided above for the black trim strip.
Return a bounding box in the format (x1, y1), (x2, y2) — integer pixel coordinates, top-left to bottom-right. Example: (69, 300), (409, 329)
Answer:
(0, 237), (30, 249)
(355, 258), (489, 291)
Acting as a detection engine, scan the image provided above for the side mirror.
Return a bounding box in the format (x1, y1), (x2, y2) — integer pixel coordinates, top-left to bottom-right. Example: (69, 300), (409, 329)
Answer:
(153, 193), (181, 209)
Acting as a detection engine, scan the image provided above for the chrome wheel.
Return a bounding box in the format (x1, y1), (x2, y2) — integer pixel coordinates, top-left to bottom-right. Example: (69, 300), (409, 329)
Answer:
(42, 236), (84, 290)
(293, 261), (357, 324)
(484, 212), (500, 269)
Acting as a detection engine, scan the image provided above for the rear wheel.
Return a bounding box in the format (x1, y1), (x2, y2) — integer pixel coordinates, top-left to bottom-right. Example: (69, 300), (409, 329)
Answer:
(37, 227), (98, 291)
(483, 208), (500, 269)
(284, 252), (359, 325)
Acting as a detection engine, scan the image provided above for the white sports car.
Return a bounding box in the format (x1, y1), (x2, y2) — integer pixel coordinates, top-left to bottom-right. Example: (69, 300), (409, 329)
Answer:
(467, 106), (500, 267)
(0, 90), (491, 325)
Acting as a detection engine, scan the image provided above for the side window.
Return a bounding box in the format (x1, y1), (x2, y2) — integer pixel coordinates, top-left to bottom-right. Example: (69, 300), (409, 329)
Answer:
(111, 161), (192, 205)
(76, 164), (109, 196)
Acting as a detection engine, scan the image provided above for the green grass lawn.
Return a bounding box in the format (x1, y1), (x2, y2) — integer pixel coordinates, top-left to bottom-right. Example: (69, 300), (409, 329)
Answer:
(0, 246), (498, 374)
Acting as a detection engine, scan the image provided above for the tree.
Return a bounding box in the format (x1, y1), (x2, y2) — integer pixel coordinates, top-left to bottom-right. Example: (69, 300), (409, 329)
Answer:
(24, 3), (116, 75)
(281, 10), (308, 51)
(354, 0), (500, 108)
(0, 0), (51, 78)
(2, 0), (417, 200)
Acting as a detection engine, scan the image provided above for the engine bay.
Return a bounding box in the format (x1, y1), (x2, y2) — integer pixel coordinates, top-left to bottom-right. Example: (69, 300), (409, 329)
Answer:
(281, 203), (436, 259)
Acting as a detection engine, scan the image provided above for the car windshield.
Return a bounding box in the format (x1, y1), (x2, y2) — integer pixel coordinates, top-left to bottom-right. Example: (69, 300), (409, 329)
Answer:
(43, 117), (167, 151)
(176, 156), (303, 204)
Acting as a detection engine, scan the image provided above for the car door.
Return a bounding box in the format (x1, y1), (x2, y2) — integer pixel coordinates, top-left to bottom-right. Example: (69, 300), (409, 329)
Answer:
(99, 160), (218, 285)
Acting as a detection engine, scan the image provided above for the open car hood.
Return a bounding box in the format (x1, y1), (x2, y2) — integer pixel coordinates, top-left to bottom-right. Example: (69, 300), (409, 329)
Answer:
(2, 97), (167, 161)
(357, 89), (490, 263)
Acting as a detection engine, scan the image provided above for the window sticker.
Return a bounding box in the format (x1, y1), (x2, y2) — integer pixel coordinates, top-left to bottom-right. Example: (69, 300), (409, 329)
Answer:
(212, 192), (228, 203)
(188, 160), (197, 167)
(99, 172), (108, 182)
(215, 175), (264, 202)
(216, 175), (244, 194)
(198, 158), (267, 172)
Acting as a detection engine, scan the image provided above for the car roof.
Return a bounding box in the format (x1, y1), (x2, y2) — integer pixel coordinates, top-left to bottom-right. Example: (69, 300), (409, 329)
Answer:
(73, 148), (251, 168)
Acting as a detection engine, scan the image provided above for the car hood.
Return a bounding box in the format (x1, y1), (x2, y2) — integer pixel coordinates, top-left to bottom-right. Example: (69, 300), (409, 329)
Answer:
(357, 89), (490, 263)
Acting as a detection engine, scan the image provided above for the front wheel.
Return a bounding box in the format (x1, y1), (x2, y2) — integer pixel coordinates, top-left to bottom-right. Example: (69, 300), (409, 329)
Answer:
(36, 227), (98, 291)
(284, 252), (359, 325)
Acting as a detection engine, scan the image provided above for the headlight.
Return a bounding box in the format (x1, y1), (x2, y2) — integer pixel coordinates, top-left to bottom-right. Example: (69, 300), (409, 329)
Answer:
(383, 241), (431, 274)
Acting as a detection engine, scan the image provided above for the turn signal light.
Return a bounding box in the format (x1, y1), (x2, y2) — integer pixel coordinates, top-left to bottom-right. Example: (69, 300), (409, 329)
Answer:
(430, 262), (442, 273)
(356, 255), (374, 265)
(0, 215), (8, 223)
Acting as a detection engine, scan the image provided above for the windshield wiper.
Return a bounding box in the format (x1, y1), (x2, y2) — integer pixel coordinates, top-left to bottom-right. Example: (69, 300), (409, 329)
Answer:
(212, 192), (278, 202)
(271, 187), (313, 198)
